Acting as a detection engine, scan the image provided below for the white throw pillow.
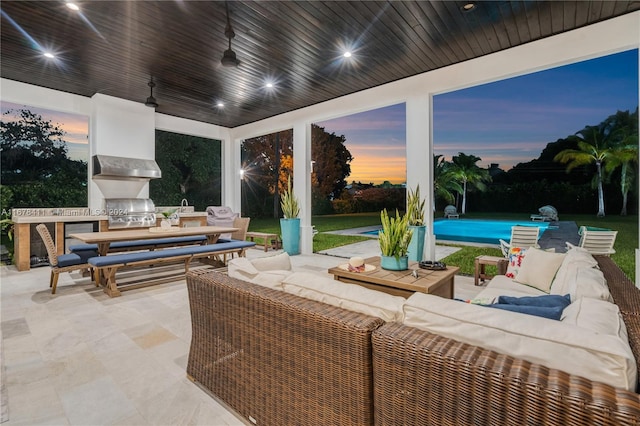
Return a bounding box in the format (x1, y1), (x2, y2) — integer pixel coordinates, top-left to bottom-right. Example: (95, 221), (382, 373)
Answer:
(402, 293), (637, 391)
(515, 248), (565, 293)
(228, 257), (260, 280)
(251, 252), (292, 271)
(281, 272), (406, 322)
(505, 247), (527, 279)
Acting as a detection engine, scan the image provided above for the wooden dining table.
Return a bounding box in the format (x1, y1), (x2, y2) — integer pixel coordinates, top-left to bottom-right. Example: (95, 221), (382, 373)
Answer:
(69, 225), (238, 256)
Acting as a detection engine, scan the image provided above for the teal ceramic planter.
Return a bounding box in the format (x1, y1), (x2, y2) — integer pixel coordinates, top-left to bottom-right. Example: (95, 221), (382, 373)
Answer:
(380, 255), (409, 271)
(408, 225), (426, 262)
(280, 218), (300, 255)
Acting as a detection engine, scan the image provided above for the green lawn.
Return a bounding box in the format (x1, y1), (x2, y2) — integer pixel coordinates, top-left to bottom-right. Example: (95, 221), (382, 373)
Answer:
(248, 212), (637, 281)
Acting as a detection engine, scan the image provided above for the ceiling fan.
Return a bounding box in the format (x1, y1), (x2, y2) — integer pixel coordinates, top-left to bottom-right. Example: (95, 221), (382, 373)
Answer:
(221, 1), (240, 67)
(144, 77), (158, 108)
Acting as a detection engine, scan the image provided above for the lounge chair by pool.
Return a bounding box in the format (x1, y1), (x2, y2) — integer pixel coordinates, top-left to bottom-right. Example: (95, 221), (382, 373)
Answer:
(531, 205), (558, 222)
(444, 205), (459, 219)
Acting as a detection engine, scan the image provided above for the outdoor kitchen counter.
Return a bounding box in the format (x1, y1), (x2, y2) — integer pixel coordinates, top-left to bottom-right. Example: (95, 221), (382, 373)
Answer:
(12, 215), (109, 224)
(13, 213), (109, 272)
(11, 207), (208, 271)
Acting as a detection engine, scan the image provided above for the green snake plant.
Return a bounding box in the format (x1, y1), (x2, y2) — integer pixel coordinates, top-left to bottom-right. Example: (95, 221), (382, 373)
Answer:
(280, 176), (300, 219)
(407, 185), (425, 226)
(379, 209), (413, 258)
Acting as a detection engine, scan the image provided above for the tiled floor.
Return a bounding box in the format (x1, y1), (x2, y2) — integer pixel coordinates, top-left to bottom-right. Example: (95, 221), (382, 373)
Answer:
(1, 247), (480, 425)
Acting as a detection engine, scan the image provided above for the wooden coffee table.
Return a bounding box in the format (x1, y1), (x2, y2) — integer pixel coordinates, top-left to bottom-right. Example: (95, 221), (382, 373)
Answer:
(328, 256), (458, 299)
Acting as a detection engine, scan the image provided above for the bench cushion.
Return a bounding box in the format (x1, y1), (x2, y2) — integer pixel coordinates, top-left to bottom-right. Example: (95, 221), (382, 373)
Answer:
(88, 240), (256, 267)
(57, 251), (98, 267)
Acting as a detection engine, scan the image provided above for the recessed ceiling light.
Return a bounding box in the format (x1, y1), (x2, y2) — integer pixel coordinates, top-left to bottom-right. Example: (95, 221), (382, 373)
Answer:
(43, 52), (55, 59)
(343, 51), (352, 58)
(461, 2), (476, 12)
(66, 2), (80, 11)
(217, 102), (224, 108)
(265, 82), (274, 88)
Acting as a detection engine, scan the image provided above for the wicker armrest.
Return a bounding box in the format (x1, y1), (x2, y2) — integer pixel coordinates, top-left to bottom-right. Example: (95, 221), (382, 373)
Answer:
(597, 255), (640, 392)
(186, 270), (384, 426)
(372, 322), (640, 426)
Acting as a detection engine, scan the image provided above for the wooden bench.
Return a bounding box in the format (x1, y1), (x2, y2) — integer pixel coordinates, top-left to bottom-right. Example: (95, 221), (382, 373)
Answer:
(88, 240), (255, 297)
(246, 232), (281, 252)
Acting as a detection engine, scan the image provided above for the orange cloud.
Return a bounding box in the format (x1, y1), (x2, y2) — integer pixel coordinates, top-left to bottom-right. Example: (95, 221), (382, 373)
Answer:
(349, 151), (406, 184)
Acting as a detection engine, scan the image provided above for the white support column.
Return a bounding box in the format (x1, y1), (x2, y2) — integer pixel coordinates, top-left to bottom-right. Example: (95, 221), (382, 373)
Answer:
(406, 95), (433, 261)
(221, 129), (241, 214)
(293, 121), (313, 254)
(637, 37), (640, 289)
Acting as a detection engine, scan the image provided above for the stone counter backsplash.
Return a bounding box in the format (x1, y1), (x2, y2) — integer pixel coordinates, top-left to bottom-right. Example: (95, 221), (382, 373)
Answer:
(155, 206), (195, 213)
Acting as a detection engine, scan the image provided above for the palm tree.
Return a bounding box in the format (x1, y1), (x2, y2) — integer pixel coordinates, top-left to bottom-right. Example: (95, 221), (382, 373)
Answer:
(602, 109), (638, 216)
(450, 153), (491, 214)
(605, 134), (638, 216)
(433, 155), (462, 211)
(554, 126), (614, 217)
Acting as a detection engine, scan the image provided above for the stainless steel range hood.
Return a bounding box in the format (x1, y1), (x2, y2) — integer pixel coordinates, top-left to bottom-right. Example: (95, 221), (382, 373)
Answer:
(92, 154), (161, 180)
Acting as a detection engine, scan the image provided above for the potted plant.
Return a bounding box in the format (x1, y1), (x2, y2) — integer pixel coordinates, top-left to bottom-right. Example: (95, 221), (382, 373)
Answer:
(378, 208), (413, 270)
(280, 176), (301, 255)
(406, 185), (426, 262)
(160, 208), (177, 229)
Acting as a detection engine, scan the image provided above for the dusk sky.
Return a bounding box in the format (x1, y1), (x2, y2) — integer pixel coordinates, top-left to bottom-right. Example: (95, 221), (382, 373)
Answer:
(318, 49), (639, 183)
(1, 101), (89, 163)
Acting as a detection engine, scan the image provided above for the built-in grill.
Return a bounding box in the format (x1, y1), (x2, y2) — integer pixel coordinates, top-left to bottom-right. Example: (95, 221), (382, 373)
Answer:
(105, 198), (156, 229)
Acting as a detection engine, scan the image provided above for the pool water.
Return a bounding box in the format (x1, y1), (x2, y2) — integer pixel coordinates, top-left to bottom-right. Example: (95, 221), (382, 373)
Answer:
(363, 219), (550, 245)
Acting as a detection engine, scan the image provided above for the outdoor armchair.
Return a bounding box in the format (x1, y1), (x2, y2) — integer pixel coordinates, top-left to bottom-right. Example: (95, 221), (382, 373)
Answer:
(35, 224), (97, 294)
(577, 226), (617, 256)
(499, 225), (541, 257)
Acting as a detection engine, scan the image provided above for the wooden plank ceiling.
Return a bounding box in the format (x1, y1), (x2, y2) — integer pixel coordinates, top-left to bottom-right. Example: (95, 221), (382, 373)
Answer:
(1, 1), (638, 128)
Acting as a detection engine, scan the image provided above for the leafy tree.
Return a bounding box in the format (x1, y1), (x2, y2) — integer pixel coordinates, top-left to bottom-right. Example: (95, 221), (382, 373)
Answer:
(311, 124), (352, 213)
(450, 153), (491, 214)
(503, 137), (588, 185)
(433, 154), (462, 210)
(150, 130), (222, 211)
(554, 125), (616, 217)
(0, 108), (87, 207)
(241, 130), (293, 218)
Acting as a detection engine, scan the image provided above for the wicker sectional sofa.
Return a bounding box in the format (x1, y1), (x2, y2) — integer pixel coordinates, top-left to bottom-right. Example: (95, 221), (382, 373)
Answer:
(186, 253), (640, 426)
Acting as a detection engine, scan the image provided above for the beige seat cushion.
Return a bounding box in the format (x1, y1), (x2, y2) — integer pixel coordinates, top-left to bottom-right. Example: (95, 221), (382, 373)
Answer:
(281, 272), (406, 322)
(562, 297), (628, 338)
(475, 286), (544, 302)
(484, 275), (547, 297)
(403, 293), (637, 391)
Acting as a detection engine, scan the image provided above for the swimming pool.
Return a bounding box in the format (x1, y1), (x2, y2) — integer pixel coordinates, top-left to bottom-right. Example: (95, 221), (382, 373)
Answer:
(363, 219), (551, 245)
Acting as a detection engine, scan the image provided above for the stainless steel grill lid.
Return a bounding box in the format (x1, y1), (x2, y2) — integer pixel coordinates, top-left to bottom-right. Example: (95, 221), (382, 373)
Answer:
(105, 198), (156, 229)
